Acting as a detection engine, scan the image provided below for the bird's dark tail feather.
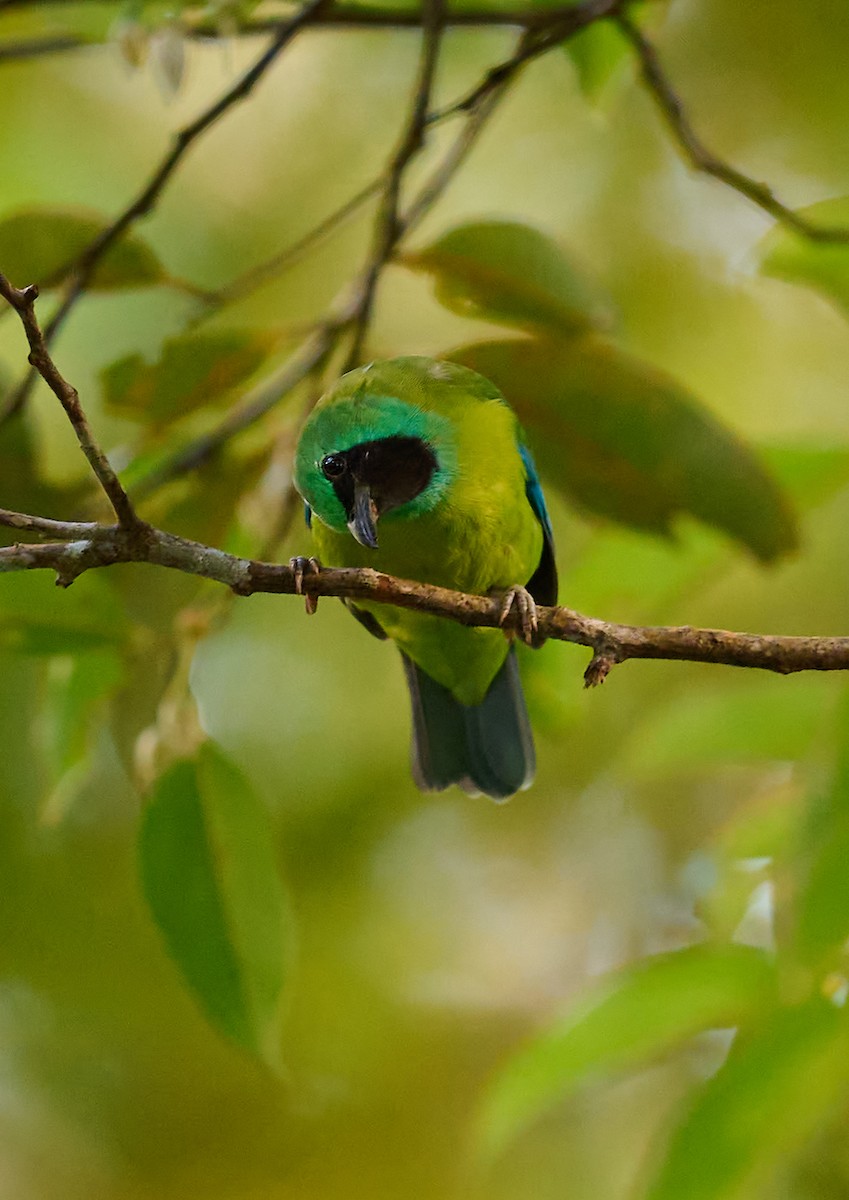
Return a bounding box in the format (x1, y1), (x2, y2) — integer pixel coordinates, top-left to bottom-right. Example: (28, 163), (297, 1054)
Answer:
(401, 648), (535, 802)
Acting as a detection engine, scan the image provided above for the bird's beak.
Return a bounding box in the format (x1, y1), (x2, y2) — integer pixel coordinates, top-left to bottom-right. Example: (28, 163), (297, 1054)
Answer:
(348, 482), (379, 549)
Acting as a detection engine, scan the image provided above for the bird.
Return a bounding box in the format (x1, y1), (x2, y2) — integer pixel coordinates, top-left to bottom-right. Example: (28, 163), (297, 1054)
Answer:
(292, 356), (557, 801)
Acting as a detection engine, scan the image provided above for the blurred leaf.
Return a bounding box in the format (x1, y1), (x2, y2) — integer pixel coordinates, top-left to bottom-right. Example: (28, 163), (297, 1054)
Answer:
(621, 675), (831, 775)
(476, 944), (774, 1165)
(451, 336), (798, 561)
(44, 651), (124, 775)
(647, 999), (849, 1200)
(566, 18), (629, 101)
(759, 196), (849, 318)
(101, 328), (280, 424)
(400, 220), (611, 335)
(796, 703), (849, 966)
(139, 742), (291, 1064)
(761, 443), (849, 509)
(0, 570), (129, 654)
(0, 207), (166, 290)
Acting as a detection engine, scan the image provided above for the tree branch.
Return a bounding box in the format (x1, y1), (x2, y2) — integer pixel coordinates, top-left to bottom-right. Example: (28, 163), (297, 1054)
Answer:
(616, 11), (849, 244)
(430, 0), (624, 122)
(0, 274), (140, 527)
(2, 509), (848, 682)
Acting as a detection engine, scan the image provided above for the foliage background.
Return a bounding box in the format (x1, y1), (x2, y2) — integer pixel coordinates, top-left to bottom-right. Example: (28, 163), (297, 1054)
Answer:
(1, 1), (849, 1197)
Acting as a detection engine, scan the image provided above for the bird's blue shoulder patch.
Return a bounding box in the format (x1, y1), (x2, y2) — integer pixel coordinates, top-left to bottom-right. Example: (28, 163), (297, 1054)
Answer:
(518, 443), (553, 542)
(519, 441), (558, 606)
(304, 502), (312, 529)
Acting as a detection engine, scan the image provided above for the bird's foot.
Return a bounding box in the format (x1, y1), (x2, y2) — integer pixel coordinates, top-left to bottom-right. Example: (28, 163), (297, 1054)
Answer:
(496, 585), (538, 646)
(289, 556), (321, 615)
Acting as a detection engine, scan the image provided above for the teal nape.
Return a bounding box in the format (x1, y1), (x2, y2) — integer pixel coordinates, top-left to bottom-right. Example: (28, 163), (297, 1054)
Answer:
(293, 357), (557, 801)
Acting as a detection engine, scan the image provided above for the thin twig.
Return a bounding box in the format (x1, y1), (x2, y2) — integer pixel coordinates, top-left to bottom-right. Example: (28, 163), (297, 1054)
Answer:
(2, 509), (848, 680)
(430, 0), (624, 122)
(616, 12), (849, 244)
(0, 274), (140, 527)
(344, 0), (445, 368)
(0, 34), (83, 60)
(0, 0), (330, 422)
(201, 176), (383, 314)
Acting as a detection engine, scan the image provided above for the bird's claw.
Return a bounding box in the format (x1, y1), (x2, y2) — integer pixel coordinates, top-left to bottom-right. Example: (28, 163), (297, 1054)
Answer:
(496, 585), (538, 646)
(289, 556), (321, 615)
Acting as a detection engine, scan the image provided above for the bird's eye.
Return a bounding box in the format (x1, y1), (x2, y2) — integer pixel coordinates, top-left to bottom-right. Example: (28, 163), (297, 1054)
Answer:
(321, 453), (346, 480)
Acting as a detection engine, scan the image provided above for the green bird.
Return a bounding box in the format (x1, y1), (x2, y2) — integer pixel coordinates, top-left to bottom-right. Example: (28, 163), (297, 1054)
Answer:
(293, 356), (557, 801)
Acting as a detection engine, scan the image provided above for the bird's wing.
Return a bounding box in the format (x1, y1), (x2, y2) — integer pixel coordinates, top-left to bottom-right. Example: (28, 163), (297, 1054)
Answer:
(519, 442), (558, 606)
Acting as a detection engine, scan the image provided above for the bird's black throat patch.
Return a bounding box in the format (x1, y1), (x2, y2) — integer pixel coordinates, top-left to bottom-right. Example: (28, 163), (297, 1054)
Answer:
(328, 436), (438, 520)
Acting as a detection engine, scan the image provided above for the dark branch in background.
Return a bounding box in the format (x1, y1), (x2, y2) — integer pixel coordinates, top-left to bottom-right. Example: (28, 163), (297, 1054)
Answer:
(615, 12), (849, 244)
(430, 0), (623, 120)
(0, 0), (330, 421)
(0, 0), (637, 62)
(344, 0), (445, 368)
(3, 509), (849, 683)
(0, 273), (139, 527)
(0, 34), (81, 60)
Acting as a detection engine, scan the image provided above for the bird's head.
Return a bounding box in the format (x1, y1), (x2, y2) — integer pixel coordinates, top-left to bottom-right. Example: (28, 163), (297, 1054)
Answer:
(294, 358), (493, 548)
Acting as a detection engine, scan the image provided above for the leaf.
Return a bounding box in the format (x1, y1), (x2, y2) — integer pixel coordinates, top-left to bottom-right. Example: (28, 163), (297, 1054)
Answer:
(0, 206), (166, 290)
(101, 329), (280, 424)
(476, 944), (774, 1165)
(647, 999), (849, 1200)
(400, 220), (611, 335)
(796, 701), (849, 966)
(759, 196), (849, 318)
(620, 675), (830, 775)
(760, 443), (849, 510)
(566, 18), (629, 101)
(139, 743), (291, 1063)
(0, 571), (129, 654)
(451, 336), (798, 561)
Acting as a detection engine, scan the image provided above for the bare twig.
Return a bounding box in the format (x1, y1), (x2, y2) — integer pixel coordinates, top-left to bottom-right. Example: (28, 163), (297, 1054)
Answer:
(616, 12), (849, 244)
(0, 34), (82, 60)
(201, 177), (384, 315)
(0, 0), (329, 421)
(345, 0), (445, 368)
(0, 274), (140, 527)
(2, 509), (848, 680)
(430, 0), (624, 122)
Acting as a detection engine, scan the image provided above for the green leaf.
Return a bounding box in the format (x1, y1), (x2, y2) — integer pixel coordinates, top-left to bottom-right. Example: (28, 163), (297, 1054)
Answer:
(761, 443), (849, 510)
(566, 18), (629, 101)
(0, 571), (129, 654)
(759, 196), (849, 318)
(400, 220), (611, 335)
(0, 206), (166, 290)
(647, 999), (849, 1200)
(476, 944), (775, 1165)
(621, 675), (830, 775)
(101, 328), (279, 424)
(139, 743), (291, 1064)
(451, 336), (798, 561)
(796, 698), (849, 966)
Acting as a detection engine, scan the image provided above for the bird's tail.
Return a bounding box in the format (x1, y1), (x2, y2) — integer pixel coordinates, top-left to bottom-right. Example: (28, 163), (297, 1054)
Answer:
(401, 647), (535, 802)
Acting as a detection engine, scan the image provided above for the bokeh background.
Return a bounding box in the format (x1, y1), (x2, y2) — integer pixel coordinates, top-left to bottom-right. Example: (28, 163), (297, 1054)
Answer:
(2, 1), (849, 1196)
